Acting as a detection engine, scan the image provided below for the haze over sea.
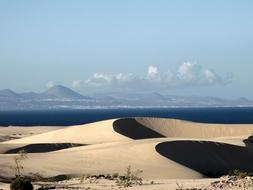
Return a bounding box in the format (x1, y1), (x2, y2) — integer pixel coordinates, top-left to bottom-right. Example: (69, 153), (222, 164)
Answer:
(1, 107), (253, 126)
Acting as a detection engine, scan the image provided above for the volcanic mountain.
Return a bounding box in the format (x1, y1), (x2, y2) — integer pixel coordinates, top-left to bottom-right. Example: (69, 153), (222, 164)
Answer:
(40, 85), (88, 99)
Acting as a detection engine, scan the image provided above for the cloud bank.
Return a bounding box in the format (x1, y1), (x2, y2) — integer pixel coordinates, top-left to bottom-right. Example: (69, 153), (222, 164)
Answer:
(72, 62), (233, 92)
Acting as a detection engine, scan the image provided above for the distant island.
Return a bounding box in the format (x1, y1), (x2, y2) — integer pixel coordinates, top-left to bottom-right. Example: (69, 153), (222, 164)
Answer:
(0, 85), (252, 110)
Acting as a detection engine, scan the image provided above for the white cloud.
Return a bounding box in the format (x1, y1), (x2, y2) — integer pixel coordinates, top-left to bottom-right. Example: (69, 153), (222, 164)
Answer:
(177, 62), (201, 83)
(147, 65), (159, 78)
(83, 73), (137, 87)
(46, 81), (56, 89)
(89, 73), (113, 85)
(204, 69), (221, 84)
(72, 62), (232, 92)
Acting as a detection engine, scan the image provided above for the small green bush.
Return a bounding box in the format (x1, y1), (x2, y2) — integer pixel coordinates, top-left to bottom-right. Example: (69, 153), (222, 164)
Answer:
(229, 170), (253, 179)
(10, 176), (33, 190)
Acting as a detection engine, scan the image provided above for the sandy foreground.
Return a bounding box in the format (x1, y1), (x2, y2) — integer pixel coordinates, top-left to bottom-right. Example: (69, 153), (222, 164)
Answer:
(1, 117), (253, 189)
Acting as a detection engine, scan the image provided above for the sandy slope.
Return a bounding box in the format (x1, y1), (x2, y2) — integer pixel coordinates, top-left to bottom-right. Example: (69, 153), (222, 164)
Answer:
(0, 120), (130, 153)
(136, 117), (253, 138)
(3, 117), (253, 145)
(0, 126), (62, 141)
(1, 119), (130, 145)
(1, 117), (253, 182)
(0, 138), (203, 179)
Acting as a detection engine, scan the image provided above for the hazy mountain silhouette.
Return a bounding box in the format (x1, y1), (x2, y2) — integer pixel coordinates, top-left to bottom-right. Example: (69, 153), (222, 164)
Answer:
(0, 89), (19, 98)
(0, 85), (252, 110)
(40, 85), (88, 99)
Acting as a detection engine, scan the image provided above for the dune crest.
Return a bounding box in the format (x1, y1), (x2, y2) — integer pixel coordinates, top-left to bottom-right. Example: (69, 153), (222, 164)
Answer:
(136, 117), (253, 138)
(113, 118), (164, 139)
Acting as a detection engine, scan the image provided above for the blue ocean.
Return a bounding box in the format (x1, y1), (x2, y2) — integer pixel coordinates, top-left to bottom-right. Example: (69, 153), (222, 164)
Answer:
(0, 107), (253, 126)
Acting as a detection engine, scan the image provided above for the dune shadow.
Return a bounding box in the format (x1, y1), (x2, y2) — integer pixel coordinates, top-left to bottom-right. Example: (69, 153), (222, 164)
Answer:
(113, 118), (164, 140)
(4, 143), (85, 154)
(156, 140), (253, 177)
(243, 136), (253, 148)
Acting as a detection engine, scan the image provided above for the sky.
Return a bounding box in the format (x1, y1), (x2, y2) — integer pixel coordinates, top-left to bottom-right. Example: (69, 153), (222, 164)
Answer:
(0, 0), (253, 99)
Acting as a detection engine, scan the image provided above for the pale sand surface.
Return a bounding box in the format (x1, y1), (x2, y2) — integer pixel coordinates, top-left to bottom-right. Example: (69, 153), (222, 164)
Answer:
(1, 117), (253, 189)
(0, 178), (216, 190)
(136, 117), (253, 138)
(0, 126), (63, 142)
(0, 120), (130, 144)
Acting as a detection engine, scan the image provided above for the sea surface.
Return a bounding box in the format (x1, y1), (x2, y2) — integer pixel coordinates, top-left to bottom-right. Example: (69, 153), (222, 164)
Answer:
(0, 107), (253, 126)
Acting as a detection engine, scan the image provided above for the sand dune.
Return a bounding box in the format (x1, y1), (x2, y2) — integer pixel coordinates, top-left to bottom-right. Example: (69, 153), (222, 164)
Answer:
(1, 137), (252, 179)
(113, 118), (164, 139)
(0, 138), (202, 179)
(1, 117), (253, 181)
(4, 118), (253, 145)
(136, 117), (253, 138)
(1, 119), (130, 145)
(156, 140), (253, 177)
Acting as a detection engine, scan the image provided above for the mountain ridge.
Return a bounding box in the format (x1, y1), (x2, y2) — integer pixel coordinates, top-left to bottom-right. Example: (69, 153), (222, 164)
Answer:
(0, 85), (252, 110)
(41, 85), (88, 100)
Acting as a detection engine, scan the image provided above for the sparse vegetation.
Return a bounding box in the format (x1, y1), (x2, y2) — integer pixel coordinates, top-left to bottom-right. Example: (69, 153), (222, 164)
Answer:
(10, 150), (27, 177)
(79, 175), (85, 184)
(43, 175), (71, 182)
(83, 173), (118, 183)
(112, 173), (119, 179)
(9, 150), (34, 190)
(30, 174), (71, 183)
(174, 171), (253, 190)
(29, 172), (43, 181)
(77, 167), (143, 187)
(228, 169), (253, 179)
(176, 181), (184, 190)
(105, 173), (113, 180)
(8, 163), (143, 189)
(10, 176), (33, 190)
(115, 166), (143, 187)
